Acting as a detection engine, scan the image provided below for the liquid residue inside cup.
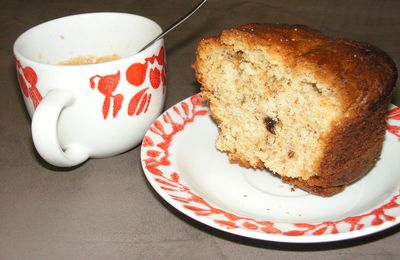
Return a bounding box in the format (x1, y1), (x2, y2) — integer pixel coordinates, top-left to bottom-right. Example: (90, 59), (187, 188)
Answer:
(58, 54), (120, 65)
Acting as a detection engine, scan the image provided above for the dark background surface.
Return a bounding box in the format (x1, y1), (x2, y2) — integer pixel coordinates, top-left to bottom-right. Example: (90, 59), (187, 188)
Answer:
(1, 0), (399, 259)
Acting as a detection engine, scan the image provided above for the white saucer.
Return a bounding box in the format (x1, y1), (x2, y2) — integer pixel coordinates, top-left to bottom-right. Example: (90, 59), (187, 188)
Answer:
(141, 94), (400, 243)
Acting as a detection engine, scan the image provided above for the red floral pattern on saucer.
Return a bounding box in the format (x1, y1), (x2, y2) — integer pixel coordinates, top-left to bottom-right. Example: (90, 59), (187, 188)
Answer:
(141, 94), (400, 242)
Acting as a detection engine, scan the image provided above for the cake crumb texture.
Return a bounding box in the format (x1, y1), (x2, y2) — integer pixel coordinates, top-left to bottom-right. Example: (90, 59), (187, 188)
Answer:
(193, 23), (397, 196)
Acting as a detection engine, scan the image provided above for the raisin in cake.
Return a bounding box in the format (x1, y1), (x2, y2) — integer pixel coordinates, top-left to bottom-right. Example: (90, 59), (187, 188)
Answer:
(193, 24), (397, 196)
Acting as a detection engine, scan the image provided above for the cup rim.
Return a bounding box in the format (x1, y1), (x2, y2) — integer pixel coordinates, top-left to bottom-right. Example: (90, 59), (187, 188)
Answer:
(13, 12), (163, 69)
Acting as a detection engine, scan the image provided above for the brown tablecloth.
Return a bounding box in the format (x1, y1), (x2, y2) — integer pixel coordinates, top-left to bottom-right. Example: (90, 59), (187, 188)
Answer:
(1, 0), (399, 259)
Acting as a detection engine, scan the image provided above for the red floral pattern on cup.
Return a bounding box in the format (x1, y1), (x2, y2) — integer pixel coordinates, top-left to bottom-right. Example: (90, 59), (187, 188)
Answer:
(149, 68), (161, 89)
(128, 87), (151, 116)
(126, 62), (148, 86)
(148, 46), (166, 95)
(89, 46), (166, 119)
(16, 60), (43, 109)
(126, 46), (166, 116)
(90, 71), (124, 119)
(126, 46), (166, 91)
(142, 95), (400, 238)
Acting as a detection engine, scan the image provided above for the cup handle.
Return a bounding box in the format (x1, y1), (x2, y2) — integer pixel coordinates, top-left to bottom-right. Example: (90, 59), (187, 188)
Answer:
(32, 89), (89, 167)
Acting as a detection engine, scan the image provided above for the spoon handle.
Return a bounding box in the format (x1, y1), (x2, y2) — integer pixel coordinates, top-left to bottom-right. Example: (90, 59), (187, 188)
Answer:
(139, 0), (208, 52)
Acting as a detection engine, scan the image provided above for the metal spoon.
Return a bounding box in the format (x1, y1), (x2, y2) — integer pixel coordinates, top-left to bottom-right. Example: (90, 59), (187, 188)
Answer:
(138, 0), (208, 52)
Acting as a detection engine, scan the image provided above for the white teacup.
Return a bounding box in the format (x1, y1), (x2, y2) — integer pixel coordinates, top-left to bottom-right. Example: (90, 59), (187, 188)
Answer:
(13, 13), (166, 167)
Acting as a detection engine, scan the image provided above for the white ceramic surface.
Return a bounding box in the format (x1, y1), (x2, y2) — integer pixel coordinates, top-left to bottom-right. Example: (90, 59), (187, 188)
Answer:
(141, 94), (400, 243)
(14, 13), (167, 167)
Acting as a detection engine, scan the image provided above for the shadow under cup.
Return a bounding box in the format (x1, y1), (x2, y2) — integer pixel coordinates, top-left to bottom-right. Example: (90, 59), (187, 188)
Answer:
(13, 13), (166, 167)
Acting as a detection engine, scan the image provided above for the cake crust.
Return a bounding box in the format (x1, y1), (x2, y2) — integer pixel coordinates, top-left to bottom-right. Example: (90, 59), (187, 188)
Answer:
(217, 24), (396, 114)
(193, 24), (397, 196)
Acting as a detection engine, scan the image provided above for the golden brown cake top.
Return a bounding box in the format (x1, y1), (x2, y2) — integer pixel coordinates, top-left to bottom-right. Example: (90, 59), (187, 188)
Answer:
(218, 23), (397, 115)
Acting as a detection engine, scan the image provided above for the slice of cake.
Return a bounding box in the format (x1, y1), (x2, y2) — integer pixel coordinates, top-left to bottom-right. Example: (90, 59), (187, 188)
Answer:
(193, 24), (397, 196)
